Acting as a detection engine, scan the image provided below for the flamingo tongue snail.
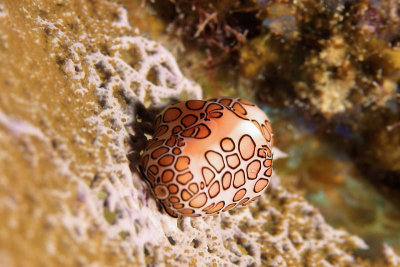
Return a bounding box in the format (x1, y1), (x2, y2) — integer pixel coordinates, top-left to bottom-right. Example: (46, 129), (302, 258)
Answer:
(140, 98), (273, 217)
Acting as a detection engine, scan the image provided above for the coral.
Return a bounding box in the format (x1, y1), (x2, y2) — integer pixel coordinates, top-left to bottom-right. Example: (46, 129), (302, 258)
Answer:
(0, 0), (399, 266)
(383, 244), (400, 266)
(242, 0), (399, 117)
(85, 36), (202, 105)
(149, 0), (260, 56)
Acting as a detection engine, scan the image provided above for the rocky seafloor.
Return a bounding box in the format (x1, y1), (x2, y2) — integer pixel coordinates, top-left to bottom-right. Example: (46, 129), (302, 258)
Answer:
(0, 0), (399, 266)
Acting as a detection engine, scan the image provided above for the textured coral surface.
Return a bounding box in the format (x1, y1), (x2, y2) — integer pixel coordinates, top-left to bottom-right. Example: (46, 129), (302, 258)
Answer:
(0, 1), (399, 266)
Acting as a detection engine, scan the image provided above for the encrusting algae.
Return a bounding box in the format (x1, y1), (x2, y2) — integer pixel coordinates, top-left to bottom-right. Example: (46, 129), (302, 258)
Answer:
(0, 0), (399, 266)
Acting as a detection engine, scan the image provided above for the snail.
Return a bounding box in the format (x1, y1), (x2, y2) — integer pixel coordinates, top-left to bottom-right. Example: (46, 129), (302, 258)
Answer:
(140, 98), (273, 217)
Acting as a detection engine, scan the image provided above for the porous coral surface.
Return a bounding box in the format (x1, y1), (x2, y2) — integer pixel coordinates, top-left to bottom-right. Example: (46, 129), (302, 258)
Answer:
(0, 1), (398, 266)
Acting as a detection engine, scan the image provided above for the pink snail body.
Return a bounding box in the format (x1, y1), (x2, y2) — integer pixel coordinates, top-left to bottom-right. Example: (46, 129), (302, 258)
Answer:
(140, 98), (273, 217)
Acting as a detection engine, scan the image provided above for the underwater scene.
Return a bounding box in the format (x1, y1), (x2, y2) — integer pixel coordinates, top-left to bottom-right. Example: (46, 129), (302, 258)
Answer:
(0, 0), (399, 266)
